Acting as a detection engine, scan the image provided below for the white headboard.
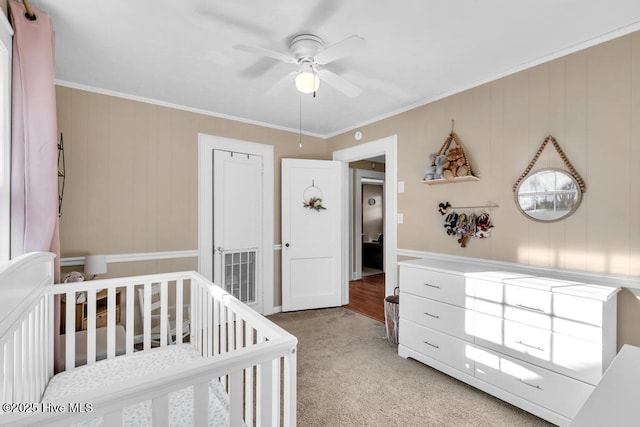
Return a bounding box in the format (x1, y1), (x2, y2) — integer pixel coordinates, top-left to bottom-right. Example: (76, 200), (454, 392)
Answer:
(0, 252), (55, 338)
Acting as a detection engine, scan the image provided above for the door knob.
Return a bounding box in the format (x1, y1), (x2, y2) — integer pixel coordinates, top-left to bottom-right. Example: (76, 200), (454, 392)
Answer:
(285, 243), (290, 248)
(216, 246), (223, 253)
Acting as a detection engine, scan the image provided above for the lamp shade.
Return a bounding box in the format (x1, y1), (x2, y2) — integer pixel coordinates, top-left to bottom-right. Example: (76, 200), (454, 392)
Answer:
(295, 71), (320, 94)
(84, 255), (107, 276)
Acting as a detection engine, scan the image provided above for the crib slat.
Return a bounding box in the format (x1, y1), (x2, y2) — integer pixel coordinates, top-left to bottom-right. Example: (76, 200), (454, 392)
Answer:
(107, 287), (116, 358)
(160, 281), (168, 347)
(272, 358), (281, 424)
(244, 322), (254, 425)
(47, 294), (54, 380)
(221, 302), (227, 355)
(191, 281), (198, 350)
(35, 306), (43, 400)
(152, 393), (169, 427)
(86, 288), (97, 365)
(230, 369), (243, 426)
(206, 288), (213, 357)
(194, 381), (209, 426)
(65, 290), (75, 370)
(175, 279), (183, 344)
(258, 360), (274, 427)
(1, 341), (5, 402)
(33, 303), (42, 399)
(126, 285), (135, 353)
(16, 321), (25, 401)
(5, 336), (14, 402)
(143, 283), (152, 351)
(213, 297), (219, 357)
(283, 349), (297, 427)
(27, 309), (35, 401)
(189, 281), (196, 349)
(235, 314), (242, 350)
(38, 296), (47, 392)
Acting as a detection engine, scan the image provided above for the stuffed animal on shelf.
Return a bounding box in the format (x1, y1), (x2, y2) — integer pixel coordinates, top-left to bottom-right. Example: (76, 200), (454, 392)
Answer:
(434, 154), (446, 179)
(424, 153), (448, 180)
(423, 153), (437, 180)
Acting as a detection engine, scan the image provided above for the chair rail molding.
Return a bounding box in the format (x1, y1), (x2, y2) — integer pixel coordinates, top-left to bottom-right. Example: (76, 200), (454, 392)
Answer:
(60, 250), (198, 267)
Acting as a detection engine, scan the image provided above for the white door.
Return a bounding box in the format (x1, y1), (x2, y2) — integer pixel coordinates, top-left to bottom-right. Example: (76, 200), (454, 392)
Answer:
(213, 150), (263, 313)
(282, 159), (342, 312)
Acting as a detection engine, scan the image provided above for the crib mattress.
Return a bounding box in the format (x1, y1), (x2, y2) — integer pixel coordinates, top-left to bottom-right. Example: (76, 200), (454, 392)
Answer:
(42, 344), (236, 427)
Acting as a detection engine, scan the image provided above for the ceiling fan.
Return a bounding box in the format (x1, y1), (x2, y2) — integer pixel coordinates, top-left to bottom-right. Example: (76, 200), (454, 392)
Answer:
(233, 33), (366, 98)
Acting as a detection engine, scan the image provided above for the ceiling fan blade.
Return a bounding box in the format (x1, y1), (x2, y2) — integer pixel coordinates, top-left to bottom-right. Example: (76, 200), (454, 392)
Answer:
(239, 58), (281, 79)
(233, 44), (297, 64)
(301, 0), (342, 31)
(318, 69), (362, 98)
(265, 72), (297, 96)
(194, 4), (272, 38)
(315, 35), (365, 65)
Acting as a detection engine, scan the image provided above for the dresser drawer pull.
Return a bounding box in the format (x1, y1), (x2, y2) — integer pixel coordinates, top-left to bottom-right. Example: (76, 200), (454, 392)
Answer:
(515, 303), (544, 313)
(518, 378), (543, 391)
(424, 311), (440, 319)
(423, 340), (439, 349)
(424, 283), (440, 289)
(515, 340), (545, 352)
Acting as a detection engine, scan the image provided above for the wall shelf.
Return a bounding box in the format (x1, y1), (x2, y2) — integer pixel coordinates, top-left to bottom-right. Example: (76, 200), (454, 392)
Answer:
(421, 175), (479, 185)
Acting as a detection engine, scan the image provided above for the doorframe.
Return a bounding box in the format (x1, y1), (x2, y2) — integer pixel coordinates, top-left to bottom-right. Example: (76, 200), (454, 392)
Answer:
(197, 133), (275, 315)
(353, 169), (385, 280)
(333, 134), (398, 301)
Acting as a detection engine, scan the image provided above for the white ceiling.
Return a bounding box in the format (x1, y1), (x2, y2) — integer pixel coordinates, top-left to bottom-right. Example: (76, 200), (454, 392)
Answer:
(29, 0), (640, 137)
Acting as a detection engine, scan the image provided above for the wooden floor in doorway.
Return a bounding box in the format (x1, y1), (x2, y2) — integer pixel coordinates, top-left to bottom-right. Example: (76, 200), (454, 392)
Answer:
(344, 273), (385, 323)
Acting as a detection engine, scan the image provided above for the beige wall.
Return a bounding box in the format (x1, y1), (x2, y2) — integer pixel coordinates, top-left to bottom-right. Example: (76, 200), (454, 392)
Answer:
(56, 86), (329, 308)
(328, 32), (640, 347)
(57, 31), (640, 346)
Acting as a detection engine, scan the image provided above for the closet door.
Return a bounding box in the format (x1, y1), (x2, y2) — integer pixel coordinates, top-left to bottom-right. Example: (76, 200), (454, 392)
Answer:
(213, 150), (263, 312)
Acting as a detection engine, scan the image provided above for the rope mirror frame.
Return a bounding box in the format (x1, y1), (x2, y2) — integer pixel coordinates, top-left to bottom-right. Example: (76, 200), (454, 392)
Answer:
(513, 135), (586, 223)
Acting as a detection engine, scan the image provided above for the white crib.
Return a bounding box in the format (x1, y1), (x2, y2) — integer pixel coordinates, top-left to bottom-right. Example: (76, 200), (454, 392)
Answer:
(0, 252), (297, 426)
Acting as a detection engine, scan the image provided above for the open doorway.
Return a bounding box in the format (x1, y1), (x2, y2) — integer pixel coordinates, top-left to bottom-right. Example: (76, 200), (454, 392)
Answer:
(352, 161), (385, 279)
(346, 157), (386, 321)
(333, 135), (398, 319)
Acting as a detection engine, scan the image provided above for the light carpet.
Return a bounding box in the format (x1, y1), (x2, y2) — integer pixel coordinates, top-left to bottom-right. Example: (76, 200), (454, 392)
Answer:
(269, 307), (553, 427)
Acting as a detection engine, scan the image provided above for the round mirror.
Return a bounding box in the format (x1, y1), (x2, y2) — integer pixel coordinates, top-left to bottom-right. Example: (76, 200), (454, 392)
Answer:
(515, 169), (582, 222)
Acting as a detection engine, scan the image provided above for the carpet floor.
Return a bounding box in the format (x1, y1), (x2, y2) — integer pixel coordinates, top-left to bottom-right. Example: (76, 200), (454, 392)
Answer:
(268, 307), (553, 427)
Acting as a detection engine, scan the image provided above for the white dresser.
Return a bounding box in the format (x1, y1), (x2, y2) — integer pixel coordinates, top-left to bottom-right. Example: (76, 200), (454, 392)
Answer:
(398, 258), (619, 427)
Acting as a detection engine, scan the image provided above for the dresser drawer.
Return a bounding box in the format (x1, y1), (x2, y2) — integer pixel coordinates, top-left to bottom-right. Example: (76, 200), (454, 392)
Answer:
(400, 265), (472, 308)
(400, 293), (474, 341)
(399, 319), (474, 375)
(470, 271), (533, 313)
(473, 346), (593, 419)
(504, 284), (552, 314)
(475, 313), (603, 385)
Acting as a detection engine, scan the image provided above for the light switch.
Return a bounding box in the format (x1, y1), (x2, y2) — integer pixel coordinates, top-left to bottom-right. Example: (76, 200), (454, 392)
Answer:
(397, 213), (404, 224)
(398, 181), (405, 193)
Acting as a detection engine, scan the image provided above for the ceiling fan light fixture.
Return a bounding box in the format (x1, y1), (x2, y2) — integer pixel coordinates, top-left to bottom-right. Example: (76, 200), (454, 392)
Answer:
(295, 70), (320, 94)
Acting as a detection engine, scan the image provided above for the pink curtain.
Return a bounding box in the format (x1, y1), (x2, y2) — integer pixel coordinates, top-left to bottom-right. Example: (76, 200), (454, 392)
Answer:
(9, 0), (61, 372)
(9, 0), (60, 279)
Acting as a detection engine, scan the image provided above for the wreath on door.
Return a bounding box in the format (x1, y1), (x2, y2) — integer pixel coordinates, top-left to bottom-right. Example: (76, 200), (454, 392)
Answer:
(303, 180), (326, 211)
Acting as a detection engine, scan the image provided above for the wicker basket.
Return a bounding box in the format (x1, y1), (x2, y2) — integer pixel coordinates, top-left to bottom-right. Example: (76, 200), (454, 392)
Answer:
(384, 287), (400, 344)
